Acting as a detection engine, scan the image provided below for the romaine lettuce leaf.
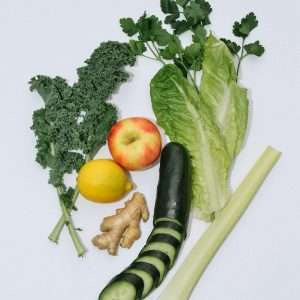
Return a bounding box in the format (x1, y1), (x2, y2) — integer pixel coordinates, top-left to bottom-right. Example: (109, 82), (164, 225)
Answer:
(200, 35), (249, 158)
(151, 64), (231, 220)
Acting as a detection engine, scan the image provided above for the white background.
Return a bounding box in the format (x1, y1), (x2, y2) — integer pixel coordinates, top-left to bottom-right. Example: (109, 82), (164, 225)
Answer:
(0, 0), (299, 299)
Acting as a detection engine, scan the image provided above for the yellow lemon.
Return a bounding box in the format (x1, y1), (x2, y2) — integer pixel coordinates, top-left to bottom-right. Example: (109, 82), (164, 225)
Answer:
(77, 159), (134, 203)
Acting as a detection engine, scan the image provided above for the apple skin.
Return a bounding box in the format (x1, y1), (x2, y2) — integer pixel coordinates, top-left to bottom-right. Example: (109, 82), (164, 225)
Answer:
(108, 117), (162, 170)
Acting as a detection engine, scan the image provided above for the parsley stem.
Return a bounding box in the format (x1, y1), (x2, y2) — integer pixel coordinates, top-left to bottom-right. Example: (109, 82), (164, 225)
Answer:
(152, 42), (165, 64)
(142, 54), (158, 61)
(146, 42), (165, 65)
(236, 38), (246, 80)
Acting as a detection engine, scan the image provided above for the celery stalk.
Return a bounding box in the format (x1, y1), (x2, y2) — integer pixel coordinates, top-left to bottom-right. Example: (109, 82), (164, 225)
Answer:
(158, 146), (281, 300)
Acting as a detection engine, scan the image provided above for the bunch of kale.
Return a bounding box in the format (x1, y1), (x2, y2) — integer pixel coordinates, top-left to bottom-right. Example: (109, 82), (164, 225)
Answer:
(30, 42), (136, 256)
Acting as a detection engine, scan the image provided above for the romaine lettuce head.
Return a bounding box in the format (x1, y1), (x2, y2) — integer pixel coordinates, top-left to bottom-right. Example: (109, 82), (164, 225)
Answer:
(151, 64), (231, 220)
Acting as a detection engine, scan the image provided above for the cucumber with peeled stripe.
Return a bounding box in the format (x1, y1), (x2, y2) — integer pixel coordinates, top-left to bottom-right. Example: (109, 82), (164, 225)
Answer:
(99, 142), (191, 300)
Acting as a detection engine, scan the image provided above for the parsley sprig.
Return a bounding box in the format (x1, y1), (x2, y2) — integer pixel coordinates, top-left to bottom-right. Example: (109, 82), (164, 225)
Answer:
(120, 0), (213, 91)
(221, 12), (265, 78)
(121, 2), (264, 86)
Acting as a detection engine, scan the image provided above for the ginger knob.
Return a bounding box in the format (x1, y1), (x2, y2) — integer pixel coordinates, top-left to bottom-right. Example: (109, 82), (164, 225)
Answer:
(92, 192), (149, 255)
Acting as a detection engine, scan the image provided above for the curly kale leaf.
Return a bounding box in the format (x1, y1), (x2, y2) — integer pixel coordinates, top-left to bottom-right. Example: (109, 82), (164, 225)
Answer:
(30, 42), (136, 193)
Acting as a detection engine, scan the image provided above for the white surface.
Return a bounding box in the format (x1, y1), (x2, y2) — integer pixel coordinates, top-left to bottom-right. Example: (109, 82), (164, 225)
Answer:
(0, 0), (299, 299)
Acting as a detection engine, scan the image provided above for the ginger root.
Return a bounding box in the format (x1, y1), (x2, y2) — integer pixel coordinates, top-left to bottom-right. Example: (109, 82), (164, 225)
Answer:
(92, 192), (149, 255)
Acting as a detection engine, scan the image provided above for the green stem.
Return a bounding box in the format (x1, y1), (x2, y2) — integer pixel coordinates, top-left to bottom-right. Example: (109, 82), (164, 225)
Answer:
(48, 187), (80, 243)
(158, 146), (281, 300)
(49, 154), (91, 248)
(177, 52), (199, 93)
(236, 38), (246, 80)
(142, 54), (158, 61)
(55, 187), (86, 257)
(151, 42), (165, 64)
(59, 191), (85, 257)
(146, 42), (165, 65)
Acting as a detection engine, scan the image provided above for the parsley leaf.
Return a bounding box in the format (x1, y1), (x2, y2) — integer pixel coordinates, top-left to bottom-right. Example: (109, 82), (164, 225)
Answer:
(165, 13), (180, 25)
(184, 43), (203, 70)
(221, 38), (241, 55)
(120, 18), (138, 37)
(160, 35), (182, 59)
(172, 20), (190, 34)
(129, 40), (147, 55)
(184, 0), (212, 26)
(176, 0), (190, 7)
(193, 25), (207, 45)
(161, 0), (179, 14)
(137, 14), (165, 42)
(233, 12), (258, 38)
(244, 41), (265, 56)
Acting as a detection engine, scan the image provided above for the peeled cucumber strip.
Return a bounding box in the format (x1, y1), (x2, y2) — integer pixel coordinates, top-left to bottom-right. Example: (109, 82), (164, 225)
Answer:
(99, 273), (143, 300)
(126, 269), (153, 297)
(136, 256), (166, 283)
(150, 227), (182, 241)
(155, 217), (183, 227)
(155, 219), (184, 233)
(141, 242), (177, 266)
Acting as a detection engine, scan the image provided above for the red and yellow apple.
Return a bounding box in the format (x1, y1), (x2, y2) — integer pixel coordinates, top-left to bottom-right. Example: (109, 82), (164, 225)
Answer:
(108, 117), (162, 170)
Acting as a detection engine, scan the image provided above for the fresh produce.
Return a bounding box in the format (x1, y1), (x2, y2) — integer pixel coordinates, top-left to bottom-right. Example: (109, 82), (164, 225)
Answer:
(158, 147), (281, 300)
(77, 159), (134, 203)
(92, 192), (149, 255)
(119, 1), (280, 299)
(120, 1), (265, 220)
(30, 41), (136, 256)
(108, 117), (162, 170)
(98, 142), (191, 299)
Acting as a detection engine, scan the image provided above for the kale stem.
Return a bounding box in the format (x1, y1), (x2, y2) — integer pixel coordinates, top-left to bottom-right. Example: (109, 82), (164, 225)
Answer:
(56, 186), (86, 257)
(48, 154), (92, 255)
(59, 192), (86, 257)
(48, 187), (80, 243)
(236, 38), (246, 81)
(48, 141), (86, 256)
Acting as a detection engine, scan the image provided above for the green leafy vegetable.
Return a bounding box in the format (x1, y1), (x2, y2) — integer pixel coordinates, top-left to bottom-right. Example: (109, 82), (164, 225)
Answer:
(222, 12), (265, 77)
(200, 36), (249, 158)
(129, 40), (147, 55)
(151, 64), (231, 220)
(233, 12), (258, 38)
(244, 41), (265, 56)
(120, 0), (213, 86)
(121, 3), (265, 221)
(30, 41), (136, 256)
(161, 0), (179, 14)
(120, 18), (138, 36)
(176, 0), (190, 7)
(184, 0), (212, 26)
(220, 38), (241, 55)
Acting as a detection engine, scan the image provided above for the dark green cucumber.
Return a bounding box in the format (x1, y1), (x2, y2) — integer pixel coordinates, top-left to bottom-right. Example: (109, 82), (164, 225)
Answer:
(153, 142), (191, 238)
(98, 142), (191, 300)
